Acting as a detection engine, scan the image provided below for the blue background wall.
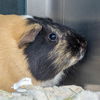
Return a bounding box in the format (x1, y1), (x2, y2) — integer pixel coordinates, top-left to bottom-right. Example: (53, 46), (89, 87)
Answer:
(0, 0), (26, 14)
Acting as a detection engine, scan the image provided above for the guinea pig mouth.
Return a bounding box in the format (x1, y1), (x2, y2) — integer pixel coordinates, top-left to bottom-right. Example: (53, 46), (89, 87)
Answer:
(79, 50), (85, 60)
(67, 55), (83, 68)
(67, 48), (86, 67)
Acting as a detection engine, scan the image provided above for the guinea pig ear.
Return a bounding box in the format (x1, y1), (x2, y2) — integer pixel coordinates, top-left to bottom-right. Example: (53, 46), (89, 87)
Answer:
(18, 24), (42, 48)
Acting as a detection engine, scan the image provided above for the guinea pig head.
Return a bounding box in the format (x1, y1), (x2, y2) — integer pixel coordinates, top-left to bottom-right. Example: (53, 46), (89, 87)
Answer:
(24, 17), (87, 81)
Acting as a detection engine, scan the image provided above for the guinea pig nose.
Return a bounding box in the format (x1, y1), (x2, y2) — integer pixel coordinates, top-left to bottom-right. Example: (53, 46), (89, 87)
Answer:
(81, 40), (87, 48)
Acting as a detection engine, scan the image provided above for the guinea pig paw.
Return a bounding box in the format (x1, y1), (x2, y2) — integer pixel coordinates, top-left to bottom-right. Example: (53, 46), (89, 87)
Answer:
(11, 77), (33, 92)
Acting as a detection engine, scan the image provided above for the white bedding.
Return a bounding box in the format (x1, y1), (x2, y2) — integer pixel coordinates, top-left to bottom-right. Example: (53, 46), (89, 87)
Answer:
(0, 78), (99, 100)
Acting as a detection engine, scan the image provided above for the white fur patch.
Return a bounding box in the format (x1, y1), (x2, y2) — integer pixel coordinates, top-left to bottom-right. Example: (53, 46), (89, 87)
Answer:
(22, 15), (33, 19)
(12, 77), (33, 92)
(42, 71), (64, 87)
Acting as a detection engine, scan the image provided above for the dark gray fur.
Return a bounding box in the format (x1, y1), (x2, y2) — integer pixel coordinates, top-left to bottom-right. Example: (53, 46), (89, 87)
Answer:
(24, 17), (87, 82)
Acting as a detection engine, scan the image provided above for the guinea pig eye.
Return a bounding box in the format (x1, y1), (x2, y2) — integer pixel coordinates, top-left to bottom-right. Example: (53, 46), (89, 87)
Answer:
(48, 33), (57, 41)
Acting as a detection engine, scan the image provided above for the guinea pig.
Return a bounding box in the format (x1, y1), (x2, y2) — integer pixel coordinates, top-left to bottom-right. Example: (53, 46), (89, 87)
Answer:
(0, 15), (87, 92)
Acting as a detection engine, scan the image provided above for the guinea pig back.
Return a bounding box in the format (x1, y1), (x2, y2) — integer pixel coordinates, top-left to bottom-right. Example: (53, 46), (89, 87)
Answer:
(0, 15), (42, 91)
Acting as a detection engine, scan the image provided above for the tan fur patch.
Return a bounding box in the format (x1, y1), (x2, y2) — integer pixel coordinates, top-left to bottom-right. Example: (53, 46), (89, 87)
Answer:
(49, 39), (77, 73)
(0, 15), (41, 92)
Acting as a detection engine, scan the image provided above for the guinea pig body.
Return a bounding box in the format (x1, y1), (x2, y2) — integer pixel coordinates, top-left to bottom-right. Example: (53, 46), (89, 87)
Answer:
(0, 15), (42, 91)
(0, 15), (87, 91)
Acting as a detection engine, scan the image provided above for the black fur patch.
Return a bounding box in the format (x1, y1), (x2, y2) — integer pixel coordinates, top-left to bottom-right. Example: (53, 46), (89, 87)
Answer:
(24, 31), (58, 81)
(66, 32), (87, 56)
(25, 16), (87, 81)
